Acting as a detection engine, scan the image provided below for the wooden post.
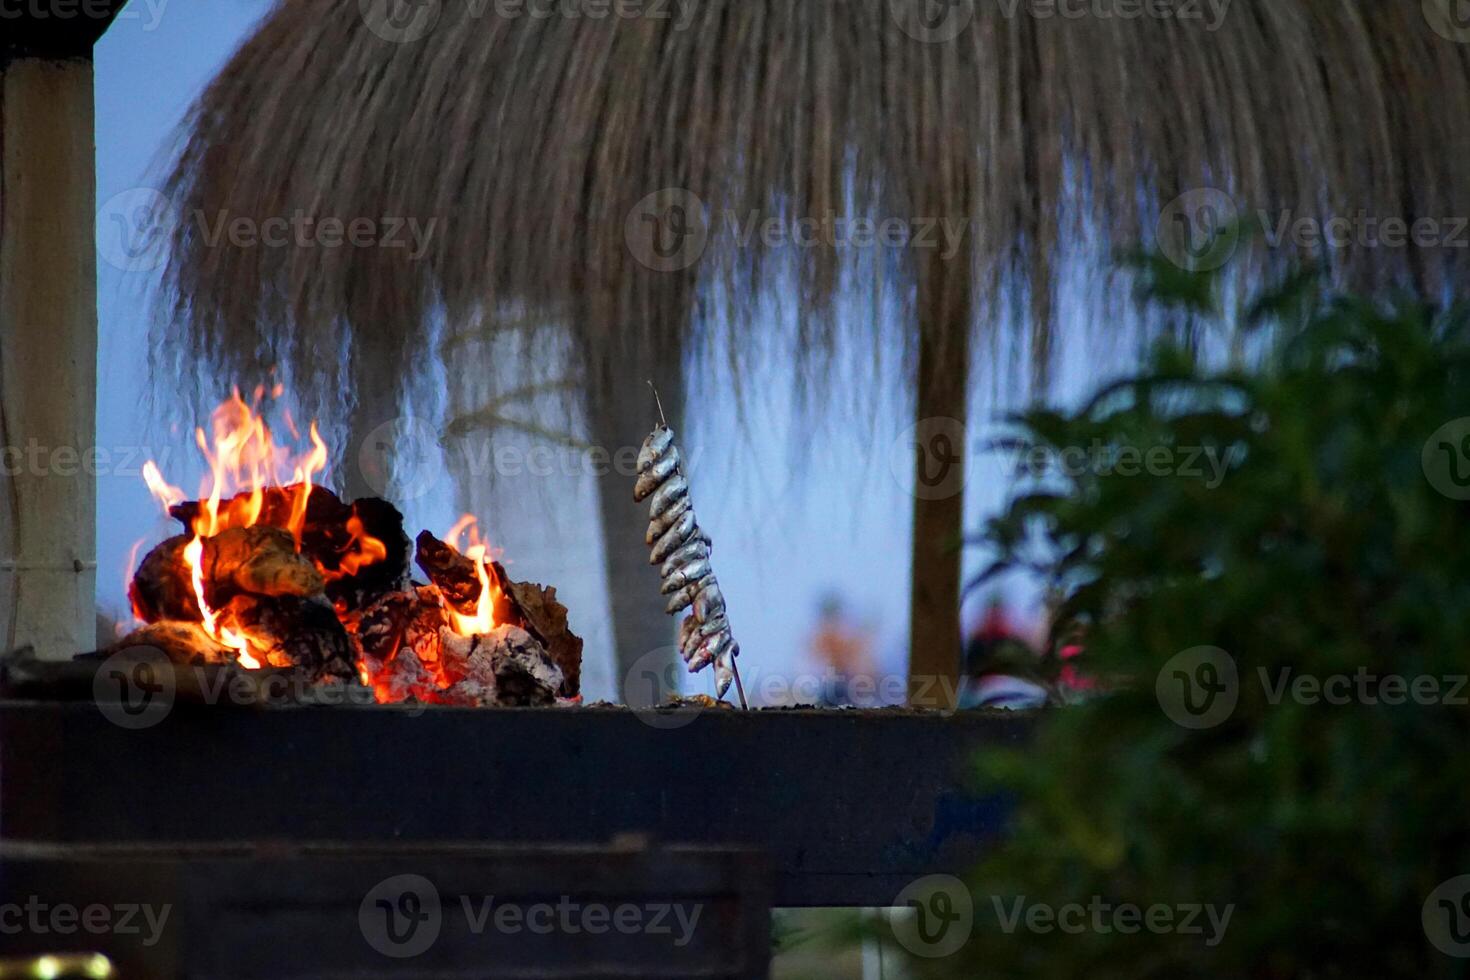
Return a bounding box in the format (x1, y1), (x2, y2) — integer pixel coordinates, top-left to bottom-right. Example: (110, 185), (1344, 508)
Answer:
(0, 7), (126, 657)
(907, 255), (971, 710)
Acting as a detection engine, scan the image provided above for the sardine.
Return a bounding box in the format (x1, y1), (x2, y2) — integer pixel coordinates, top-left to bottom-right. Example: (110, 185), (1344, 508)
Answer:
(645, 496), (693, 547)
(636, 427), (675, 473)
(678, 616), (701, 662)
(714, 653), (735, 698)
(702, 630), (733, 663)
(633, 451), (680, 502)
(660, 556), (711, 595)
(666, 576), (712, 615)
(660, 538), (709, 578)
(650, 510), (698, 564)
(648, 475), (689, 520)
(693, 582), (726, 622)
(687, 640), (715, 672)
(697, 614), (729, 638)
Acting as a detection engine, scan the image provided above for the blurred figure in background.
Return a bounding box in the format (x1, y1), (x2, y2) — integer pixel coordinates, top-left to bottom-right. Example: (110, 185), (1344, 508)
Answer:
(1053, 633), (1097, 704)
(808, 593), (878, 707)
(959, 597), (1048, 710)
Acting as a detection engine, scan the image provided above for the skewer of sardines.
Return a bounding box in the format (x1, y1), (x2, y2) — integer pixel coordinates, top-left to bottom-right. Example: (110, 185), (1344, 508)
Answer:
(634, 423), (747, 708)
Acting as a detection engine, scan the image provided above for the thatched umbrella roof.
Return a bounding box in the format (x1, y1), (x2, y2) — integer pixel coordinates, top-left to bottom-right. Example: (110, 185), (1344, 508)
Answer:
(159, 0), (1470, 413)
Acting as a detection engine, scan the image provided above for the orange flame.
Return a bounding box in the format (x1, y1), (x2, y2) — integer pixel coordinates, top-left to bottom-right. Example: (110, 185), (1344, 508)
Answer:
(185, 391), (325, 543)
(142, 462), (185, 515)
(184, 535), (258, 667)
(141, 389), (339, 667)
(440, 516), (502, 637)
(339, 515), (389, 577)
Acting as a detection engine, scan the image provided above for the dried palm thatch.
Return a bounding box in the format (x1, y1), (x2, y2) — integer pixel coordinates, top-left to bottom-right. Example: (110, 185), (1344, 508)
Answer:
(158, 0), (1470, 395)
(156, 0), (1470, 692)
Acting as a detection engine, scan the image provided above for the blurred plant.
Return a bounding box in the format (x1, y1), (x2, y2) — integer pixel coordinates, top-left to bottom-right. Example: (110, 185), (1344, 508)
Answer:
(890, 261), (1470, 976)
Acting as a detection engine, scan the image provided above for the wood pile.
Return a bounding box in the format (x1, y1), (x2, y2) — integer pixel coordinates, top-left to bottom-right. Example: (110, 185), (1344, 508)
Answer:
(115, 487), (581, 707)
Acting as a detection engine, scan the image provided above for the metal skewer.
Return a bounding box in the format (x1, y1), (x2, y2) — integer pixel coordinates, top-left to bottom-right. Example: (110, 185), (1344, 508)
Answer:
(647, 382), (748, 711)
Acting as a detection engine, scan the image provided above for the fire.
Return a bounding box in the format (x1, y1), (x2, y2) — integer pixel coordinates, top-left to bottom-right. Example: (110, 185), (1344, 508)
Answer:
(339, 515), (389, 577)
(186, 389), (323, 545)
(142, 462), (185, 514)
(440, 515), (502, 637)
(184, 535), (257, 667)
(141, 388), (384, 667)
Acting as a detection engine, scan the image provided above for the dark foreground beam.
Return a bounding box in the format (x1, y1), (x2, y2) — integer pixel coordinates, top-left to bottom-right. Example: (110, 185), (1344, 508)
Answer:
(0, 702), (1028, 907)
(1, 0), (130, 63)
(0, 840), (772, 978)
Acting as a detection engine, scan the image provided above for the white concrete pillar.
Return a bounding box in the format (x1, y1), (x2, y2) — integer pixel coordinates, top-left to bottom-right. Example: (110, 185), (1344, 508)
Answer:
(0, 56), (100, 658)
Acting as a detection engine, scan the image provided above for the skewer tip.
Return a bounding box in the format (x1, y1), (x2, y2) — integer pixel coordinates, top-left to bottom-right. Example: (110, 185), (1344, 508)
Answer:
(647, 380), (669, 428)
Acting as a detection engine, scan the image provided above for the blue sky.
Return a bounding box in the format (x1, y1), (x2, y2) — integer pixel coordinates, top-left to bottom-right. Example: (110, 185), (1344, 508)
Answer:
(94, 0), (1055, 701)
(94, 0), (277, 633)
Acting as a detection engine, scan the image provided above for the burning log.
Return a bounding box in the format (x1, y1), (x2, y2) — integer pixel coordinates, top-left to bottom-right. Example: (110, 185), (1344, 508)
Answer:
(498, 569), (582, 700)
(170, 486), (410, 611)
(414, 530), (583, 699)
(488, 625), (564, 706)
(220, 594), (356, 680)
(354, 590), (422, 664)
(129, 535), (198, 623)
(129, 527), (324, 623)
(414, 529), (482, 616)
(354, 587), (564, 707)
(117, 392), (580, 707)
(126, 520), (356, 683)
(354, 588), (443, 703)
(103, 621), (235, 666)
(125, 519), (580, 700)
(208, 526), (325, 600)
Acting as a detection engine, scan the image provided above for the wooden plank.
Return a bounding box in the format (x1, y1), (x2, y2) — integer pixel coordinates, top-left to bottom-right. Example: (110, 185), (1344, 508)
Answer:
(0, 702), (1028, 907)
(0, 840), (773, 978)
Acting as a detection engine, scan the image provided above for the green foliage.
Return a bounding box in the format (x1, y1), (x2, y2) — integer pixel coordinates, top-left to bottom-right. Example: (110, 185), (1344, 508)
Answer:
(933, 268), (1470, 977)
